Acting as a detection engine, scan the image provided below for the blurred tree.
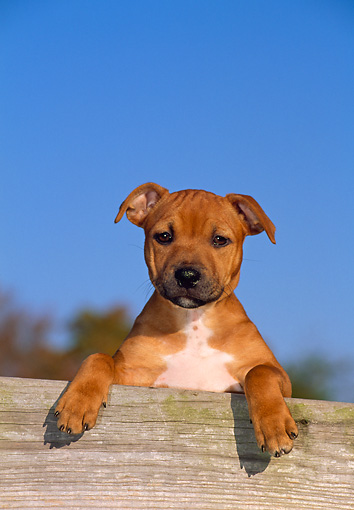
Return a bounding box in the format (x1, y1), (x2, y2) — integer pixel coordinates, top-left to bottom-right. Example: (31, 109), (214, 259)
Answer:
(0, 287), (131, 381)
(286, 356), (336, 401)
(0, 288), (60, 379)
(67, 307), (131, 360)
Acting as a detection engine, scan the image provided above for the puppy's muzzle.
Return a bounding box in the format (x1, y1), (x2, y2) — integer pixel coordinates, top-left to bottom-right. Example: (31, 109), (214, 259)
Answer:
(156, 265), (223, 309)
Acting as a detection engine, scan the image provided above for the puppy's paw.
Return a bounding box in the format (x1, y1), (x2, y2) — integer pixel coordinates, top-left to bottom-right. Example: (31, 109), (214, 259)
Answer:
(251, 403), (298, 457)
(54, 383), (108, 435)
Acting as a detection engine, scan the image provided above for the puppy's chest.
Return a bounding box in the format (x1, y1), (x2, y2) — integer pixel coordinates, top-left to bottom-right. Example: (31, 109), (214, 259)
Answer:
(153, 317), (243, 393)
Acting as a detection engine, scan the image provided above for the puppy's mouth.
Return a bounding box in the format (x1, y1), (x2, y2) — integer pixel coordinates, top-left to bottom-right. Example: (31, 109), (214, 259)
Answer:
(154, 266), (223, 309)
(168, 295), (208, 309)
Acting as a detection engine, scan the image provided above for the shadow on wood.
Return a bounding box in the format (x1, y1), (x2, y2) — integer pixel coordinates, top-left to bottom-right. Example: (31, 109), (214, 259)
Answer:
(230, 393), (271, 476)
(43, 383), (84, 449)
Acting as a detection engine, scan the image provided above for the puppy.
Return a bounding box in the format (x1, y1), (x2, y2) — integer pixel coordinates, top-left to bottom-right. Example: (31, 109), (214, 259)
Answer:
(55, 183), (298, 457)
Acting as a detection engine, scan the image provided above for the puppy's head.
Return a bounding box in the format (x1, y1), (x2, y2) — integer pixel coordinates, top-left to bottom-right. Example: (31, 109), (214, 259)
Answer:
(115, 183), (275, 309)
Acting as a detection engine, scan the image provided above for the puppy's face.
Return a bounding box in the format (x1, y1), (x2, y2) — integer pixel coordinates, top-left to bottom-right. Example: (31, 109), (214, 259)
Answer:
(143, 190), (246, 309)
(115, 183), (275, 310)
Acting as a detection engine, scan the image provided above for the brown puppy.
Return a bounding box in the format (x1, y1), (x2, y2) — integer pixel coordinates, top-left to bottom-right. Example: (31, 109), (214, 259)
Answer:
(55, 183), (298, 457)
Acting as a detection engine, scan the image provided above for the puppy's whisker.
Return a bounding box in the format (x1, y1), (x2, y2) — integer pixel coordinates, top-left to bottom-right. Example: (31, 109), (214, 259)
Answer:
(222, 284), (233, 298)
(128, 244), (144, 251)
(144, 283), (154, 301)
(134, 279), (154, 300)
(135, 279), (151, 292)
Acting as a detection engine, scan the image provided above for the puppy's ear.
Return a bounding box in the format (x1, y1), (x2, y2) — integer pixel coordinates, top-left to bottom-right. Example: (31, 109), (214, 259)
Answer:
(115, 183), (169, 227)
(226, 193), (276, 244)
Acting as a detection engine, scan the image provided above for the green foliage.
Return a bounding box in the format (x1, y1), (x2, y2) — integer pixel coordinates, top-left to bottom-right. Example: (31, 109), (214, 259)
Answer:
(68, 308), (131, 358)
(286, 356), (336, 401)
(0, 287), (131, 381)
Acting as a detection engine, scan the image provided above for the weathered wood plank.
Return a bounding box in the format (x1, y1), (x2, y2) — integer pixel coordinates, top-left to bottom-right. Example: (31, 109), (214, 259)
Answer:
(0, 376), (353, 509)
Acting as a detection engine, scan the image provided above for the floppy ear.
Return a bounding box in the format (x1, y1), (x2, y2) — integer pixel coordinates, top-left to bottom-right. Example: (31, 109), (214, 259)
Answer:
(226, 193), (276, 244)
(115, 183), (169, 227)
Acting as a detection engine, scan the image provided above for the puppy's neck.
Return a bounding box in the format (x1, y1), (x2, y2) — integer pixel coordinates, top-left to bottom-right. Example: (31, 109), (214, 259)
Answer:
(140, 291), (214, 332)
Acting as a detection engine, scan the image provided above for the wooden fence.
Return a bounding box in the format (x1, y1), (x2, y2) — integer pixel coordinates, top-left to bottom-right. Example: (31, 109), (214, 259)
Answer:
(0, 375), (353, 509)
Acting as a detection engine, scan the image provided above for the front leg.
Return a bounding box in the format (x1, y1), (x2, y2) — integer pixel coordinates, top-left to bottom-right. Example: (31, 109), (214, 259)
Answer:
(55, 353), (115, 434)
(244, 364), (298, 457)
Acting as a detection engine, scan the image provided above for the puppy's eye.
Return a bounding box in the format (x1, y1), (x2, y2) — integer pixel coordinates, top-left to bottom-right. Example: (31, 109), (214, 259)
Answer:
(154, 232), (173, 245)
(213, 235), (230, 247)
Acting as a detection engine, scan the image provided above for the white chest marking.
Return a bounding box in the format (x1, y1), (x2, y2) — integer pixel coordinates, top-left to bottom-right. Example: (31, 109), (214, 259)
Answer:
(153, 311), (243, 393)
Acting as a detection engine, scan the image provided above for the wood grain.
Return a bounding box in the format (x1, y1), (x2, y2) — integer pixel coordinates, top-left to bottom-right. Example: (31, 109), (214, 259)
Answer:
(0, 376), (353, 509)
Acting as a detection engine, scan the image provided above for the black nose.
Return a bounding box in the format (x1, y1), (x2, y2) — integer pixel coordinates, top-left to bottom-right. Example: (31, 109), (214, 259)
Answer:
(175, 267), (201, 289)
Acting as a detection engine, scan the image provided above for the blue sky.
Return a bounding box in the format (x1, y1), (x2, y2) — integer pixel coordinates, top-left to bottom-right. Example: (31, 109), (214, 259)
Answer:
(1, 1), (354, 400)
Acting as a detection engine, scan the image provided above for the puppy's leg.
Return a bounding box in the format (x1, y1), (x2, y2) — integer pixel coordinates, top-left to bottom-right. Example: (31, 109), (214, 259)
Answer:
(55, 353), (115, 434)
(244, 365), (298, 457)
